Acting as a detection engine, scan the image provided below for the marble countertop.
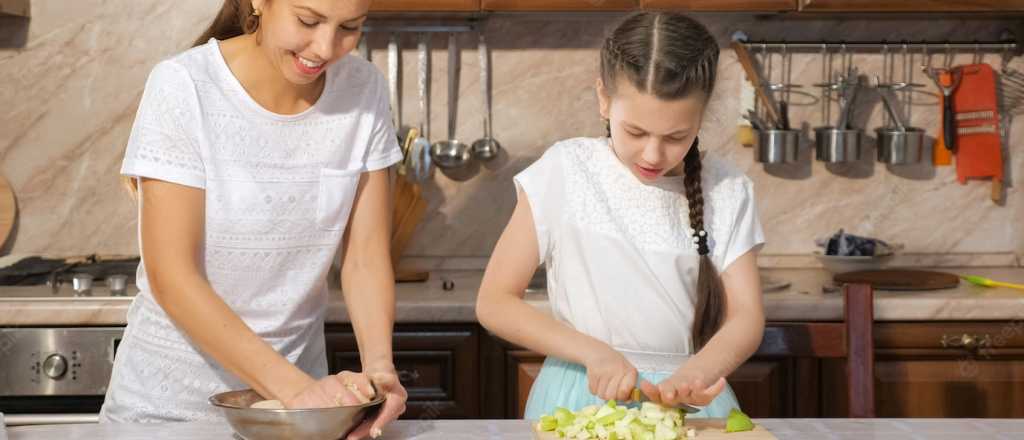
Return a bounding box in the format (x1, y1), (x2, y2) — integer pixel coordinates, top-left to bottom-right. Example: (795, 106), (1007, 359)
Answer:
(6, 418), (1024, 440)
(1, 267), (1023, 326)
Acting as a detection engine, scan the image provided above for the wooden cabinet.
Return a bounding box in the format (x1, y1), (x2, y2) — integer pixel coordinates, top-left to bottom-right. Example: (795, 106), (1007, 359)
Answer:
(324, 324), (480, 419)
(727, 358), (797, 417)
(479, 333), (546, 419)
(822, 321), (1024, 418)
(366, 0), (1024, 13)
(508, 350), (545, 418)
(798, 0), (1024, 12)
(641, 0), (797, 11)
(0, 0), (28, 17)
(369, 0), (480, 12)
(482, 0), (637, 11)
(480, 326), (804, 419)
(328, 321), (1024, 420)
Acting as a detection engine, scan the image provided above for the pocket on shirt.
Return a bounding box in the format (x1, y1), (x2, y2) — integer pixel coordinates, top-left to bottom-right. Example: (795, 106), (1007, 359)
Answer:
(316, 167), (362, 231)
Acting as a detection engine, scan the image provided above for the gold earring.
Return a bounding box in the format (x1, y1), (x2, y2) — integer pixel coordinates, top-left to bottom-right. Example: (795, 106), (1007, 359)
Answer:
(252, 9), (262, 17)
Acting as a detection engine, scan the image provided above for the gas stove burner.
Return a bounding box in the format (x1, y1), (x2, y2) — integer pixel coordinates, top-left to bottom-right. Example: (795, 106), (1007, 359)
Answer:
(0, 255), (139, 299)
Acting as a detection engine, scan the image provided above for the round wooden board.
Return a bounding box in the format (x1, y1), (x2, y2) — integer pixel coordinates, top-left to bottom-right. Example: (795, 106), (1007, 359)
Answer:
(0, 175), (15, 250)
(834, 269), (960, 291)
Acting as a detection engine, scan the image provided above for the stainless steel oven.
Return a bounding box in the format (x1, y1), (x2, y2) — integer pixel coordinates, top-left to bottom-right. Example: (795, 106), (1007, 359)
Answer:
(0, 327), (125, 425)
(0, 255), (138, 426)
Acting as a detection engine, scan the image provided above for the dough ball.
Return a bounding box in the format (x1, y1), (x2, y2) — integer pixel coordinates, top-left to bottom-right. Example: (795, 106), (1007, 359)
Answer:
(250, 399), (284, 409)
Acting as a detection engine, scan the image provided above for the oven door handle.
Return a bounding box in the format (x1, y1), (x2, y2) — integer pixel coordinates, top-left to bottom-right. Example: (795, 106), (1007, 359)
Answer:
(3, 413), (99, 426)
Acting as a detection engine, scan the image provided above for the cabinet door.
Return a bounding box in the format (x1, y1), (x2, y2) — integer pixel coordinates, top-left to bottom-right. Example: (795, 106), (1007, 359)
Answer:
(370, 0), (481, 12)
(799, 0), (1024, 12)
(0, 0), (29, 17)
(642, 0), (797, 11)
(822, 322), (1024, 417)
(324, 325), (479, 419)
(482, 0), (637, 11)
(822, 357), (1024, 417)
(505, 354), (798, 418)
(508, 350), (546, 419)
(727, 358), (795, 418)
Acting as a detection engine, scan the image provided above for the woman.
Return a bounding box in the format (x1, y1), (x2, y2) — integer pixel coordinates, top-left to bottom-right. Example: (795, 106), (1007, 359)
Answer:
(100, 0), (408, 438)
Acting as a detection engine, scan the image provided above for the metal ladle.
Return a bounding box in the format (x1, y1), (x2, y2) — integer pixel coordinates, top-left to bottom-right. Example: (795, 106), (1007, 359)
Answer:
(388, 34), (413, 145)
(874, 75), (926, 164)
(471, 33), (500, 161)
(431, 33), (472, 170)
(409, 33), (433, 182)
(815, 67), (864, 163)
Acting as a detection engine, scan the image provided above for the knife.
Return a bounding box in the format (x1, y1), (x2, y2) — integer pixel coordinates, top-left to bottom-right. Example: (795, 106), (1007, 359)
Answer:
(630, 389), (702, 414)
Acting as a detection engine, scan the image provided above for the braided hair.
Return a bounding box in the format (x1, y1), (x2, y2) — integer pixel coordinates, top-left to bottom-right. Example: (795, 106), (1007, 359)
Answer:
(599, 12), (723, 350)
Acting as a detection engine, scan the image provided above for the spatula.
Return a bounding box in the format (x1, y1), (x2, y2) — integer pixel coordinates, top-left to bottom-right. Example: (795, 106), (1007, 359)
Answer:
(961, 275), (1024, 291)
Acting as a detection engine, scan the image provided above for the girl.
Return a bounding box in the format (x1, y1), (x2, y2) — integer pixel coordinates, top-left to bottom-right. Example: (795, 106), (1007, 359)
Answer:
(476, 11), (765, 419)
(100, 0), (408, 437)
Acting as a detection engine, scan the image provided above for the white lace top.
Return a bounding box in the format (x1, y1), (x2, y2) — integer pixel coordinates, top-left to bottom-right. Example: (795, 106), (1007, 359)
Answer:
(515, 137), (764, 361)
(100, 39), (402, 422)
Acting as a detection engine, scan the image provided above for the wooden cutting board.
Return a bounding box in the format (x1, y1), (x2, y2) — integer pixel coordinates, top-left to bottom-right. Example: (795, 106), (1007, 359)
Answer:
(834, 269), (960, 291)
(0, 175), (15, 250)
(534, 418), (777, 439)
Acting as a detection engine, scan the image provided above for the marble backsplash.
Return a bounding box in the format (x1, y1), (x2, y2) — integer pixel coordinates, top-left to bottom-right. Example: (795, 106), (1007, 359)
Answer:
(1, 2), (1021, 265)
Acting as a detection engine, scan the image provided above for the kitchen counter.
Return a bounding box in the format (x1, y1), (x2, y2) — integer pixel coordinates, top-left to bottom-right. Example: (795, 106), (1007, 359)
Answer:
(2, 267), (1023, 326)
(6, 418), (1024, 439)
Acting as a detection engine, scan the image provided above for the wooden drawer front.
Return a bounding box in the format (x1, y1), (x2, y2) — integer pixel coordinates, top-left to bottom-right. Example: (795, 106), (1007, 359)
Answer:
(482, 0), (637, 11)
(642, 0), (797, 11)
(331, 350), (452, 401)
(324, 325), (479, 418)
(822, 358), (1024, 418)
(369, 0), (481, 12)
(875, 322), (1024, 351)
(799, 0), (1024, 12)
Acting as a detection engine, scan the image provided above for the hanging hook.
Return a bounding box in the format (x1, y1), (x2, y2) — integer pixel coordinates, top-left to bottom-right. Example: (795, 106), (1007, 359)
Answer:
(839, 42), (848, 75)
(920, 43), (931, 72)
(973, 42), (982, 65)
(1002, 42), (1014, 73)
(759, 42), (769, 118)
(881, 42), (890, 83)
(944, 42), (954, 68)
(820, 43), (828, 83)
(761, 41), (769, 78)
(901, 42), (911, 84)
(781, 42), (791, 102)
(820, 43), (831, 125)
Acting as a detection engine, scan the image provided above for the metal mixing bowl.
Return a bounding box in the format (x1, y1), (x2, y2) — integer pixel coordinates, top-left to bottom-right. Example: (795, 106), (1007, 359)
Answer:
(210, 389), (385, 440)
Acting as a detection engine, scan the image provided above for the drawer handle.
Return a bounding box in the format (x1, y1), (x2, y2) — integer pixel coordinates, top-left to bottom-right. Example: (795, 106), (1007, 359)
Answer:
(398, 369), (421, 383)
(941, 333), (992, 351)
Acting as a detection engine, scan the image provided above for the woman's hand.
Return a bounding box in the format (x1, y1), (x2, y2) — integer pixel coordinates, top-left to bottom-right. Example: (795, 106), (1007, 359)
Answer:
(345, 363), (409, 440)
(583, 344), (638, 402)
(282, 371), (374, 409)
(638, 367), (726, 407)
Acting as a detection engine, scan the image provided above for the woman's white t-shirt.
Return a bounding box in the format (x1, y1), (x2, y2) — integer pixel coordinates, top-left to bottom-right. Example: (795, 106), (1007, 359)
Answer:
(100, 39), (402, 422)
(515, 137), (764, 361)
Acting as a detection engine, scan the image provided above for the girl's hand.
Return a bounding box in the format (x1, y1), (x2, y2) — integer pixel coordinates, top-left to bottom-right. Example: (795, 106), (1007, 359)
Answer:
(345, 364), (409, 440)
(282, 371), (374, 409)
(638, 368), (727, 407)
(583, 345), (638, 402)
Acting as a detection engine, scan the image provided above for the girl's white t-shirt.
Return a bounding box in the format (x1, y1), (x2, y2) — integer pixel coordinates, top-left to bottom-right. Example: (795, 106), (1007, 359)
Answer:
(515, 137), (765, 359)
(100, 39), (402, 422)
